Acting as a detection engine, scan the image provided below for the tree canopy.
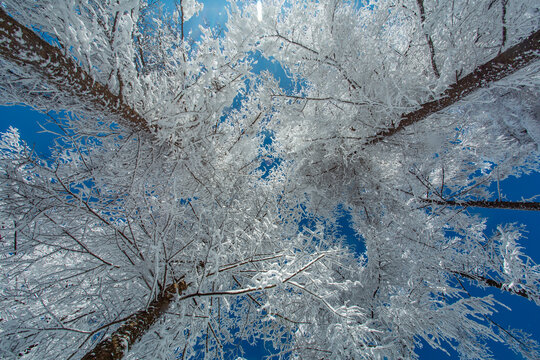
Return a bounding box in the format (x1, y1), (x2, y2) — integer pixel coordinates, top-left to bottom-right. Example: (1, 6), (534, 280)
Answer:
(0, 1), (539, 359)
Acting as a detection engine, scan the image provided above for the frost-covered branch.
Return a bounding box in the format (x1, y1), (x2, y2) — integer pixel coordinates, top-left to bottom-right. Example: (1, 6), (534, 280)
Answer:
(453, 270), (534, 300)
(416, 0), (440, 78)
(421, 198), (540, 211)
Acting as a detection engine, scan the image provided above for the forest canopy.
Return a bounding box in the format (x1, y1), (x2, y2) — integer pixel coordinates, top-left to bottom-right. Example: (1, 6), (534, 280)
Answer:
(0, 1), (539, 359)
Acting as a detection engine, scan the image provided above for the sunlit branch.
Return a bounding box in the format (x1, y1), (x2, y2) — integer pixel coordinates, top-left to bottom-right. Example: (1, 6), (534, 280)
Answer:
(271, 93), (367, 106)
(231, 275), (309, 325)
(205, 252), (285, 277)
(283, 254), (325, 283)
(179, 283), (278, 301)
(287, 281), (346, 318)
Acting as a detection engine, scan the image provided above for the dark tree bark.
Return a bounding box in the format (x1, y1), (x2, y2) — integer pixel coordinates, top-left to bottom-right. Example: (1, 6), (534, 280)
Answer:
(416, 0), (440, 78)
(81, 281), (188, 360)
(365, 29), (540, 146)
(422, 199), (540, 211)
(453, 271), (534, 301)
(0, 8), (151, 134)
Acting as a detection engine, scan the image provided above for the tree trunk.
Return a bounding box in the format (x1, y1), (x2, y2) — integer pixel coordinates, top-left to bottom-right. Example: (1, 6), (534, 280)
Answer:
(422, 199), (540, 211)
(365, 29), (540, 145)
(0, 8), (151, 134)
(81, 281), (188, 360)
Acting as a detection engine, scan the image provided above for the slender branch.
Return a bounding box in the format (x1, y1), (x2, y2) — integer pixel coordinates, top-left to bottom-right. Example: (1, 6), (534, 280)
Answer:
(266, 32), (319, 55)
(181, 256), (329, 305)
(364, 29), (540, 146)
(43, 214), (119, 267)
(283, 254), (325, 283)
(228, 112), (263, 152)
(231, 276), (309, 325)
(452, 270), (533, 300)
(206, 252), (285, 277)
(179, 284), (278, 301)
(454, 275), (538, 353)
(265, 32), (362, 90)
(416, 0), (440, 78)
(54, 174), (146, 262)
(422, 198), (540, 211)
(271, 94), (367, 106)
(178, 0), (185, 40)
(499, 0), (508, 54)
(287, 281), (346, 318)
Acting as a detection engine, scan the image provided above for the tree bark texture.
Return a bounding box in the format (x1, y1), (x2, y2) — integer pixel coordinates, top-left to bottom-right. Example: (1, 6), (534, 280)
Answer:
(423, 199), (540, 211)
(365, 28), (540, 146)
(81, 281), (188, 360)
(0, 8), (151, 134)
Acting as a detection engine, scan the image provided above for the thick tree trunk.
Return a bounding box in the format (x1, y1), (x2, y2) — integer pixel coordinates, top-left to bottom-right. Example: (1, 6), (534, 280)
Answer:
(0, 8), (151, 134)
(365, 29), (540, 145)
(81, 281), (187, 360)
(422, 199), (540, 211)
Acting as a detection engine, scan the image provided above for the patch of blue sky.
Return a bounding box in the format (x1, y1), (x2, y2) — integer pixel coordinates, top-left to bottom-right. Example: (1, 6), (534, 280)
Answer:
(250, 51), (304, 94)
(335, 204), (366, 254)
(222, 314), (292, 360)
(162, 0), (229, 42)
(176, 295), (290, 359)
(219, 48), (302, 122)
(283, 201), (364, 258)
(0, 106), (57, 159)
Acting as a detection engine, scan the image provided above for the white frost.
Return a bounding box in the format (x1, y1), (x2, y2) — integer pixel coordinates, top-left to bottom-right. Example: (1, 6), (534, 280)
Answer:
(257, 1), (263, 22)
(182, 0), (204, 22)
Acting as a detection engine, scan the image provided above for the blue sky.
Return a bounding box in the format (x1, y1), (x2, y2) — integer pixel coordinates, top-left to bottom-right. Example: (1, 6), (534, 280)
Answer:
(0, 0), (539, 359)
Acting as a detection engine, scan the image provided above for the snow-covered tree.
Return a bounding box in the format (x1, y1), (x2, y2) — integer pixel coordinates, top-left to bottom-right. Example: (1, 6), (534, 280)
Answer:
(0, 0), (539, 359)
